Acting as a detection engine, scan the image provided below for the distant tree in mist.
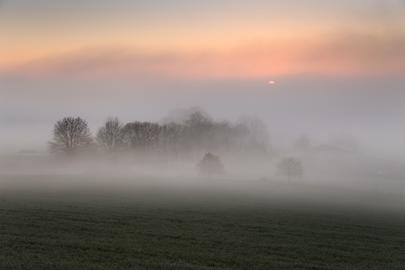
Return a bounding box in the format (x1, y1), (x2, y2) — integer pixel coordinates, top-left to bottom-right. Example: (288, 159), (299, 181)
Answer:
(50, 108), (272, 159)
(184, 111), (213, 131)
(122, 122), (161, 151)
(162, 109), (270, 156)
(159, 123), (185, 156)
(277, 157), (303, 181)
(162, 108), (217, 155)
(162, 107), (209, 125)
(97, 117), (124, 152)
(197, 152), (225, 176)
(49, 117), (92, 155)
(183, 111), (214, 152)
(235, 116), (270, 154)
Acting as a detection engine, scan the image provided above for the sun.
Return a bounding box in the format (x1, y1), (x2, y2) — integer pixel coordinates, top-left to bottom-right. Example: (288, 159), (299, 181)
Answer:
(268, 80), (276, 85)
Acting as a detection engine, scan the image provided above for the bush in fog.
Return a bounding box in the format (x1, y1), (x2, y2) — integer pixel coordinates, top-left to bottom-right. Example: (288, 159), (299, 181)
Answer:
(277, 157), (303, 181)
(197, 152), (225, 176)
(97, 117), (124, 152)
(49, 117), (92, 155)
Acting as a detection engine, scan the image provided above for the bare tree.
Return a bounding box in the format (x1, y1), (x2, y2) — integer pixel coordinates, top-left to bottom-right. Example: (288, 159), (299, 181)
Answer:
(97, 117), (124, 152)
(277, 157), (303, 181)
(122, 122), (161, 151)
(49, 117), (92, 154)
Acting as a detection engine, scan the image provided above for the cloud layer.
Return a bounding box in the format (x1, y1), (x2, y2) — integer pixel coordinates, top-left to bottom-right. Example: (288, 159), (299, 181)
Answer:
(2, 30), (404, 80)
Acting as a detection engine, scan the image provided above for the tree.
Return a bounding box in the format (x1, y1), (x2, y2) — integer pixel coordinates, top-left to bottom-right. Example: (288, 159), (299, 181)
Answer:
(49, 117), (92, 155)
(183, 110), (214, 153)
(235, 116), (270, 154)
(97, 117), (124, 152)
(122, 122), (161, 151)
(159, 123), (184, 156)
(184, 111), (213, 130)
(197, 152), (225, 176)
(277, 157), (303, 181)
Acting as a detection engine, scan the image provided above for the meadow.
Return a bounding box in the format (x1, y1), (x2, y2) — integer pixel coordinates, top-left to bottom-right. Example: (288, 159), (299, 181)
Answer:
(1, 175), (405, 270)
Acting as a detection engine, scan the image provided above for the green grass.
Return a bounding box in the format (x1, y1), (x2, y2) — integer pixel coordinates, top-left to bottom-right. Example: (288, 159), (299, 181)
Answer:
(1, 178), (405, 269)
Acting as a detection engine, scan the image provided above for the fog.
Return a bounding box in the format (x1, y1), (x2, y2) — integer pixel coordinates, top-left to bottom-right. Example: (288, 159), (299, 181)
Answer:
(1, 74), (405, 212)
(1, 75), (404, 152)
(2, 3), (405, 269)
(1, 153), (405, 214)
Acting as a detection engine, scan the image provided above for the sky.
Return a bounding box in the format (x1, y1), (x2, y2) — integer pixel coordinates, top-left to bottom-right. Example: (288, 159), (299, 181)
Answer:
(1, 0), (405, 78)
(0, 0), (404, 153)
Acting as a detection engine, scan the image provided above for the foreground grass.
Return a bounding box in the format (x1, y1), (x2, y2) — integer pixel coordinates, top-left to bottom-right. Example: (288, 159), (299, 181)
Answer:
(1, 178), (405, 269)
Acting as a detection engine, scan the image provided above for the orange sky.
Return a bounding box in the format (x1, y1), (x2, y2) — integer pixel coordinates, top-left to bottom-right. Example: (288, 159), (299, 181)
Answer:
(1, 0), (404, 78)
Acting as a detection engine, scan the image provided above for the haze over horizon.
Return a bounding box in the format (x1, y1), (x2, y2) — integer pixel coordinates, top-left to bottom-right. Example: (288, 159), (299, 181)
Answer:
(1, 0), (404, 155)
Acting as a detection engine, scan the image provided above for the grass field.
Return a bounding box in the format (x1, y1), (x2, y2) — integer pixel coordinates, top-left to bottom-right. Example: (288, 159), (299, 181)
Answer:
(1, 175), (405, 270)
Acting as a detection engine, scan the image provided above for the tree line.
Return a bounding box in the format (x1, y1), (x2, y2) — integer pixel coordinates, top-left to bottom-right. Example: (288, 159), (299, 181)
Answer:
(49, 109), (270, 159)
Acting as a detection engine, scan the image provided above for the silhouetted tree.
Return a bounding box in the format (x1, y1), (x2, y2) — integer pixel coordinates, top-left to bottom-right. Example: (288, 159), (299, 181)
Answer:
(47, 108), (271, 159)
(97, 117), (124, 152)
(277, 157), (303, 181)
(122, 122), (161, 151)
(49, 117), (92, 155)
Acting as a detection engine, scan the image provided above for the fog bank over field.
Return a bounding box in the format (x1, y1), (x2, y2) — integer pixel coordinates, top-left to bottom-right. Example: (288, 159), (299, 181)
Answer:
(1, 109), (405, 206)
(1, 74), (405, 208)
